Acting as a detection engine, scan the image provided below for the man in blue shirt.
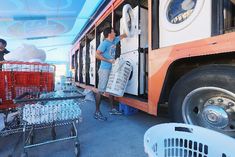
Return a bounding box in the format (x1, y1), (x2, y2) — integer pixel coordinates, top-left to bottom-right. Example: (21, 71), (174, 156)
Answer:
(95, 27), (127, 121)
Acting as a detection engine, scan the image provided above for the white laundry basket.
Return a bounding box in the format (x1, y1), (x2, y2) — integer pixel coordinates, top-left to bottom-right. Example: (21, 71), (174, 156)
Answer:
(105, 58), (132, 97)
(144, 123), (235, 157)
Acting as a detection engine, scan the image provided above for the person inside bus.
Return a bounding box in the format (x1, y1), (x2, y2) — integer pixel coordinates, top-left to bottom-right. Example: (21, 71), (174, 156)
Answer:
(0, 38), (9, 62)
(95, 27), (127, 121)
(0, 39), (9, 70)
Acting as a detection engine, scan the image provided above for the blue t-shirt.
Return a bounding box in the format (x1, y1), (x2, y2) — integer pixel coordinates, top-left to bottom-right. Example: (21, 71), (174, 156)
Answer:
(97, 36), (120, 70)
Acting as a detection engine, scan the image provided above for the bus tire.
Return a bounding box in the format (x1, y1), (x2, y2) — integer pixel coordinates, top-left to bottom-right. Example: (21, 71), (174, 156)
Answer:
(169, 64), (235, 137)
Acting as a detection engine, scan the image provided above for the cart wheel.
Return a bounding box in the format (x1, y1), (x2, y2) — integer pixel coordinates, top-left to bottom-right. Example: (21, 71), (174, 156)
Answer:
(70, 128), (76, 136)
(52, 126), (56, 140)
(29, 133), (34, 145)
(20, 152), (28, 157)
(74, 141), (80, 157)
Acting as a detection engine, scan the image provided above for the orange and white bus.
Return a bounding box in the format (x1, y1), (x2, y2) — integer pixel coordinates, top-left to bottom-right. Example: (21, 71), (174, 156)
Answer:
(70, 0), (235, 136)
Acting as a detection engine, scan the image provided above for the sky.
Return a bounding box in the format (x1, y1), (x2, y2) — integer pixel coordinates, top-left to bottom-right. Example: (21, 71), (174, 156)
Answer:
(0, 0), (105, 62)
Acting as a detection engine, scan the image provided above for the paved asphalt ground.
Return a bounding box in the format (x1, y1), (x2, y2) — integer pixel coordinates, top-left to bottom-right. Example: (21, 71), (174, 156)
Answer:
(0, 97), (170, 157)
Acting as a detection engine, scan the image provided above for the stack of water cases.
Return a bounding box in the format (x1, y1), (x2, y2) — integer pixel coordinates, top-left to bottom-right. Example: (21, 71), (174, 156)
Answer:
(120, 6), (148, 95)
(22, 91), (82, 124)
(22, 101), (82, 124)
(82, 45), (86, 83)
(159, 0), (212, 47)
(89, 39), (96, 85)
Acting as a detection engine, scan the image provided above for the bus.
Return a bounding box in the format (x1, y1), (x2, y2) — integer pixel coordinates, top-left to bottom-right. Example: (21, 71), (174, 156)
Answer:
(70, 0), (235, 137)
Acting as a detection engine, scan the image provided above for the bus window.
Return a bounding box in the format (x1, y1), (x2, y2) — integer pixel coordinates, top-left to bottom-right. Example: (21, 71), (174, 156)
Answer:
(71, 54), (75, 69)
(224, 0), (235, 33)
(151, 0), (159, 50)
(74, 50), (78, 82)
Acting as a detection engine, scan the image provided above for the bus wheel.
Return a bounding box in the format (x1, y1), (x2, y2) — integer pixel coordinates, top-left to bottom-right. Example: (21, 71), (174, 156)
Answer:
(169, 65), (235, 137)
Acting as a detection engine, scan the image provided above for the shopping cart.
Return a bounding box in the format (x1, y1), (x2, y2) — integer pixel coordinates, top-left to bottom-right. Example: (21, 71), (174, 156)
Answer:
(144, 123), (235, 157)
(0, 61), (55, 109)
(13, 91), (85, 157)
(0, 61), (55, 137)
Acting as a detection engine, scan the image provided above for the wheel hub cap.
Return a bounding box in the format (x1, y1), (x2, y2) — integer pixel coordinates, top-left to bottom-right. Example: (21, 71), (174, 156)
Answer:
(202, 105), (229, 129)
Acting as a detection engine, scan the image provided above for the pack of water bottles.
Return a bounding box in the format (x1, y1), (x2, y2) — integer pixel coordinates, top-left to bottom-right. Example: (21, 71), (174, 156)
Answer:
(1, 62), (54, 72)
(21, 91), (83, 125)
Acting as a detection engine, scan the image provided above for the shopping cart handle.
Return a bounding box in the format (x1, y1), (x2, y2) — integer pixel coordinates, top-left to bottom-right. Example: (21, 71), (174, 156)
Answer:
(14, 92), (31, 100)
(14, 92), (41, 100)
(13, 94), (85, 104)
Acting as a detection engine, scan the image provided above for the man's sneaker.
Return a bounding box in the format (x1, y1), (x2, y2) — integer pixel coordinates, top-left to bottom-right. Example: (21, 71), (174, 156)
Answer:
(109, 108), (122, 115)
(94, 112), (107, 121)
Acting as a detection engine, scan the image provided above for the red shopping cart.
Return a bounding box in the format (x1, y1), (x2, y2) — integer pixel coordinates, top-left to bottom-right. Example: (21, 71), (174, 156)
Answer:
(0, 61), (55, 109)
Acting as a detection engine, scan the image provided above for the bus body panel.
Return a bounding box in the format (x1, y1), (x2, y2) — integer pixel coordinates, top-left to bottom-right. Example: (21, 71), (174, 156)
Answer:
(71, 0), (235, 117)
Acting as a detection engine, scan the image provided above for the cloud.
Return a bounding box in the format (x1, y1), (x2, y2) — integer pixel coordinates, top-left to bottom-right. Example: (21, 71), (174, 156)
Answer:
(4, 44), (46, 62)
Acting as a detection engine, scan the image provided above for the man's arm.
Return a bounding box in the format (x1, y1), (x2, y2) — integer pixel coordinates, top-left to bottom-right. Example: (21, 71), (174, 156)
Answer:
(96, 50), (115, 64)
(120, 33), (127, 40)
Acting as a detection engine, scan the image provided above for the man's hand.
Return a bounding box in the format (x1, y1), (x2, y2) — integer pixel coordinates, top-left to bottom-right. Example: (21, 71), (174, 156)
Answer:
(120, 33), (127, 40)
(108, 59), (115, 64)
(96, 50), (115, 64)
